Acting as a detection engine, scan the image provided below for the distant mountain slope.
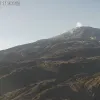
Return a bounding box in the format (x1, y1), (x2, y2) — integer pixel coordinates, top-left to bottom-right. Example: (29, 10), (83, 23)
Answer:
(0, 26), (100, 62)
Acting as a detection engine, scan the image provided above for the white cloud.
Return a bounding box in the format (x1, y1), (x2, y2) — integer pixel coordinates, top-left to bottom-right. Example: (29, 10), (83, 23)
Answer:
(76, 22), (83, 27)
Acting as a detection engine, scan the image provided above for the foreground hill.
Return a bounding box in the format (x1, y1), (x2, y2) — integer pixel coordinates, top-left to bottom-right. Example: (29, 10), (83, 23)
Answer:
(0, 26), (100, 100)
(1, 71), (100, 100)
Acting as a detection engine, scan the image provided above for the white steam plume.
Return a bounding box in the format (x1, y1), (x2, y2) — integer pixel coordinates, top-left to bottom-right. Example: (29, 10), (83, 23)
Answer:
(76, 22), (82, 27)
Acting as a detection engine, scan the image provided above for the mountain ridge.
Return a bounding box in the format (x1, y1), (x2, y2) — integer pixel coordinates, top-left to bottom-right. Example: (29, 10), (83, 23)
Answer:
(0, 26), (100, 62)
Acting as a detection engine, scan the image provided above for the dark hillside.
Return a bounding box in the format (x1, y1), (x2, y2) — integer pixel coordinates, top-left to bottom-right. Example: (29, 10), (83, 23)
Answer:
(0, 27), (100, 100)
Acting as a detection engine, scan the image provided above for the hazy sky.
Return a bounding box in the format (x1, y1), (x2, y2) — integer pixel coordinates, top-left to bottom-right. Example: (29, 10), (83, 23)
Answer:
(0, 0), (100, 50)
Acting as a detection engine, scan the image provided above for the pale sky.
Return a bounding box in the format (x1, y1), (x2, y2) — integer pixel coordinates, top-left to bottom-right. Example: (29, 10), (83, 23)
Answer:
(0, 0), (100, 50)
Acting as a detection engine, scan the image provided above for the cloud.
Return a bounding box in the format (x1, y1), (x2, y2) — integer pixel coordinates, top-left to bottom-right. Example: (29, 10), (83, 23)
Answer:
(76, 22), (83, 27)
